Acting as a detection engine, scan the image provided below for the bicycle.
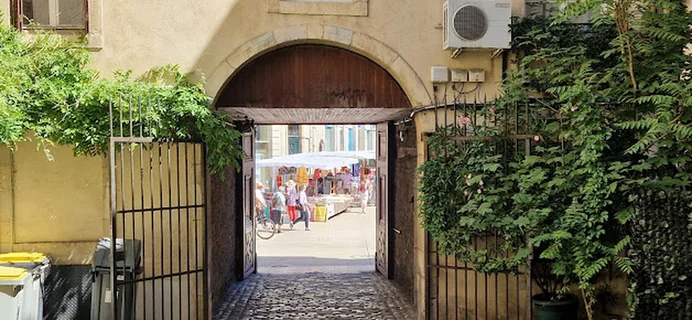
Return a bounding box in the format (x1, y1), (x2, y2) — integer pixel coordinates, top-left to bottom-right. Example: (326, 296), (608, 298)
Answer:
(256, 212), (277, 240)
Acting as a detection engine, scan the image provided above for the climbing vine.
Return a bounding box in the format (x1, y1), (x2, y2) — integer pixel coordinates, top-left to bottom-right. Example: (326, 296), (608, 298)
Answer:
(0, 11), (243, 174)
(419, 1), (692, 318)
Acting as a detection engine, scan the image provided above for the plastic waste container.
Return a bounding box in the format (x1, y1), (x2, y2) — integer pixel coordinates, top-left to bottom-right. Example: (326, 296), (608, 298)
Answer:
(0, 266), (42, 320)
(91, 238), (142, 320)
(0, 252), (51, 320)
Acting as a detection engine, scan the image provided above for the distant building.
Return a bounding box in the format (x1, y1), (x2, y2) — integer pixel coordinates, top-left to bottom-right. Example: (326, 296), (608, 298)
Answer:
(255, 124), (375, 186)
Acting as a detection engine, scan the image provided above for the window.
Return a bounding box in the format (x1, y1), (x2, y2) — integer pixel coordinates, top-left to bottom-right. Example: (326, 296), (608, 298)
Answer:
(357, 127), (366, 151)
(366, 129), (375, 151)
(288, 125), (300, 137)
(347, 128), (355, 151)
(325, 126), (334, 151)
(288, 125), (301, 154)
(15, 0), (87, 30)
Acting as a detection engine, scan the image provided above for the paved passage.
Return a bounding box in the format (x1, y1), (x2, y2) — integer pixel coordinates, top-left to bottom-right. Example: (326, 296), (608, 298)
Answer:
(213, 272), (415, 320)
(256, 207), (377, 274)
(213, 207), (415, 319)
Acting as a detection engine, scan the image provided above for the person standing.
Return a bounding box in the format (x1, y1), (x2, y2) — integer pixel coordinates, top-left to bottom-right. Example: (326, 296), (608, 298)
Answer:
(359, 179), (369, 213)
(271, 186), (288, 233)
(255, 182), (267, 218)
(286, 180), (298, 228)
(292, 184), (311, 231)
(342, 169), (352, 194)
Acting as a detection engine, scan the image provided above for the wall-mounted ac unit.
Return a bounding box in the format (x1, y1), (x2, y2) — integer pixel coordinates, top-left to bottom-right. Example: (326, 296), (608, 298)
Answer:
(443, 0), (512, 51)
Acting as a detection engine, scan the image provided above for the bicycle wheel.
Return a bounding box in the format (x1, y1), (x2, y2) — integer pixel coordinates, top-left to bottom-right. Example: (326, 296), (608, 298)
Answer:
(256, 217), (276, 240)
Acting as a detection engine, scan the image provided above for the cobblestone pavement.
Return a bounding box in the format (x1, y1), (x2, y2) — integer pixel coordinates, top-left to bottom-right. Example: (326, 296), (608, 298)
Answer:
(213, 272), (416, 320)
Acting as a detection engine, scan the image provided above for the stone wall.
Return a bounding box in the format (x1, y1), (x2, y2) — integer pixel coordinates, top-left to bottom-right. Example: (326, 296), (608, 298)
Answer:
(208, 165), (239, 311)
(391, 122), (417, 302)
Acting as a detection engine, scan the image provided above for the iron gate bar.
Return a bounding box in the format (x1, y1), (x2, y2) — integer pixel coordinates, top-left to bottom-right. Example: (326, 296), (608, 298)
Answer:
(138, 141), (146, 320)
(158, 142), (164, 319)
(149, 138), (156, 319)
(185, 142), (191, 320)
(194, 144), (200, 317)
(167, 142), (173, 319)
(176, 143), (182, 320)
(202, 143), (209, 320)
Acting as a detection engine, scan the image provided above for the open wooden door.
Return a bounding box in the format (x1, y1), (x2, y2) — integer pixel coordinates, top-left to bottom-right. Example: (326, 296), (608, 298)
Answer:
(241, 129), (257, 279)
(376, 122), (393, 278)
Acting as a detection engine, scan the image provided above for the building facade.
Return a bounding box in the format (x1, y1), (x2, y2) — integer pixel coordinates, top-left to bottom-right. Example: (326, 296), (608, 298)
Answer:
(255, 124), (376, 187)
(5, 0), (686, 318)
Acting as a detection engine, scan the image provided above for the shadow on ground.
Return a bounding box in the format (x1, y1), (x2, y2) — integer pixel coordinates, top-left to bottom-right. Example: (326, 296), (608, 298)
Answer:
(257, 256), (375, 274)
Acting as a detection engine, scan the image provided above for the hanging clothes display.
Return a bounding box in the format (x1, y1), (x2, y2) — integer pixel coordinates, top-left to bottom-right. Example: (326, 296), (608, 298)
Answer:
(296, 167), (309, 185)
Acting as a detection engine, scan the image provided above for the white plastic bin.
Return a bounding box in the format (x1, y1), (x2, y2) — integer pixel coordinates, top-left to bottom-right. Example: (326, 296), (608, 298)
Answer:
(0, 253), (51, 320)
(0, 266), (41, 320)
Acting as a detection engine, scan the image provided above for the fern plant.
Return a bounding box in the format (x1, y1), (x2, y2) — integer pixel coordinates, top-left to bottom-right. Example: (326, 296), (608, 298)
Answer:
(420, 2), (691, 318)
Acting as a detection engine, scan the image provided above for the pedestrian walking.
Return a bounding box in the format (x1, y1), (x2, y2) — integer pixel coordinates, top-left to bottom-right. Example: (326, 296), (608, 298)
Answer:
(359, 180), (369, 213)
(255, 182), (267, 218)
(292, 184), (311, 231)
(286, 180), (298, 228)
(271, 186), (288, 233)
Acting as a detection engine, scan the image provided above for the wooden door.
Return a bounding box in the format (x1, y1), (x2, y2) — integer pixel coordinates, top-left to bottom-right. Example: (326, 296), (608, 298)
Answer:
(241, 130), (256, 279)
(376, 122), (393, 278)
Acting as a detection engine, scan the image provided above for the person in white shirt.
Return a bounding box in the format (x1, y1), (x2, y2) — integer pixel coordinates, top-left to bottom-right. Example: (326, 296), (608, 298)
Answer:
(255, 182), (267, 218)
(291, 184), (311, 231)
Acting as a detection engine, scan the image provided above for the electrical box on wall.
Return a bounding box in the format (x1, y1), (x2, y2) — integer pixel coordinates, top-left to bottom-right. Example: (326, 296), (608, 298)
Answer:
(468, 69), (485, 82)
(431, 66), (450, 83)
(450, 69), (469, 82)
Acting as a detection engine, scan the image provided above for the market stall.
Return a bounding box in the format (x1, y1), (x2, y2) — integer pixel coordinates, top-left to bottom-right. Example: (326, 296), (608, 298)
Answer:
(256, 152), (376, 222)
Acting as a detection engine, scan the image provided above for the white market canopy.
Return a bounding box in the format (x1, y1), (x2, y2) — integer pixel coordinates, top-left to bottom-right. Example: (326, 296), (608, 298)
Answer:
(257, 155), (361, 169)
(282, 150), (376, 160)
(256, 151), (375, 169)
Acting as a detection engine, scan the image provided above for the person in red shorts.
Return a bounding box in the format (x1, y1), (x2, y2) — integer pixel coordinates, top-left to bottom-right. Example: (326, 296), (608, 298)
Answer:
(286, 180), (298, 228)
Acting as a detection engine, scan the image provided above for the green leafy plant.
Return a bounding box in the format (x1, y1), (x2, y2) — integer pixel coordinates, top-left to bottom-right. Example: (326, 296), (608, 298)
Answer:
(419, 1), (692, 318)
(0, 11), (242, 175)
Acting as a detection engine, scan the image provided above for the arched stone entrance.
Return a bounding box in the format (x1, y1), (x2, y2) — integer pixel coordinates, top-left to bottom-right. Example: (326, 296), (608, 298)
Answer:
(208, 44), (417, 318)
(217, 44), (412, 124)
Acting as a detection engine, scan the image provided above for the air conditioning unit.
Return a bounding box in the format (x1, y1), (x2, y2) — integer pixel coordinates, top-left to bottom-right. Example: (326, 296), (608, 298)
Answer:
(443, 0), (512, 51)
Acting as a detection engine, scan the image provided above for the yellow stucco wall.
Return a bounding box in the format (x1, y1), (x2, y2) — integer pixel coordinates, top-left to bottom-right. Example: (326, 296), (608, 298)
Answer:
(0, 1), (533, 318)
(0, 143), (109, 264)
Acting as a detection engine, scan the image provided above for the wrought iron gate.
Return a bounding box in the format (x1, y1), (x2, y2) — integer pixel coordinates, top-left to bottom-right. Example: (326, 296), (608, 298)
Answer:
(108, 98), (208, 319)
(423, 98), (543, 320)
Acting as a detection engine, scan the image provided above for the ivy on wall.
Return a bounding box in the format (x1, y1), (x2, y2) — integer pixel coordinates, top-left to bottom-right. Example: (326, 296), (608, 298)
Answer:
(0, 11), (243, 174)
(629, 190), (692, 319)
(419, 1), (692, 318)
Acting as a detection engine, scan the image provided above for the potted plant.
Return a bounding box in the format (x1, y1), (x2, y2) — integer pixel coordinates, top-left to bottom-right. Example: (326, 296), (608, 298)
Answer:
(531, 257), (579, 320)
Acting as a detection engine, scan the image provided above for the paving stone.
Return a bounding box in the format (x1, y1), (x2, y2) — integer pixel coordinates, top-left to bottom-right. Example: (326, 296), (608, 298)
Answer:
(213, 272), (415, 320)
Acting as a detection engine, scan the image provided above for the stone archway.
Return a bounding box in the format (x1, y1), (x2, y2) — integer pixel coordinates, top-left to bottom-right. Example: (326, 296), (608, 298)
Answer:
(206, 24), (431, 110)
(208, 40), (419, 319)
(217, 44), (412, 123)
